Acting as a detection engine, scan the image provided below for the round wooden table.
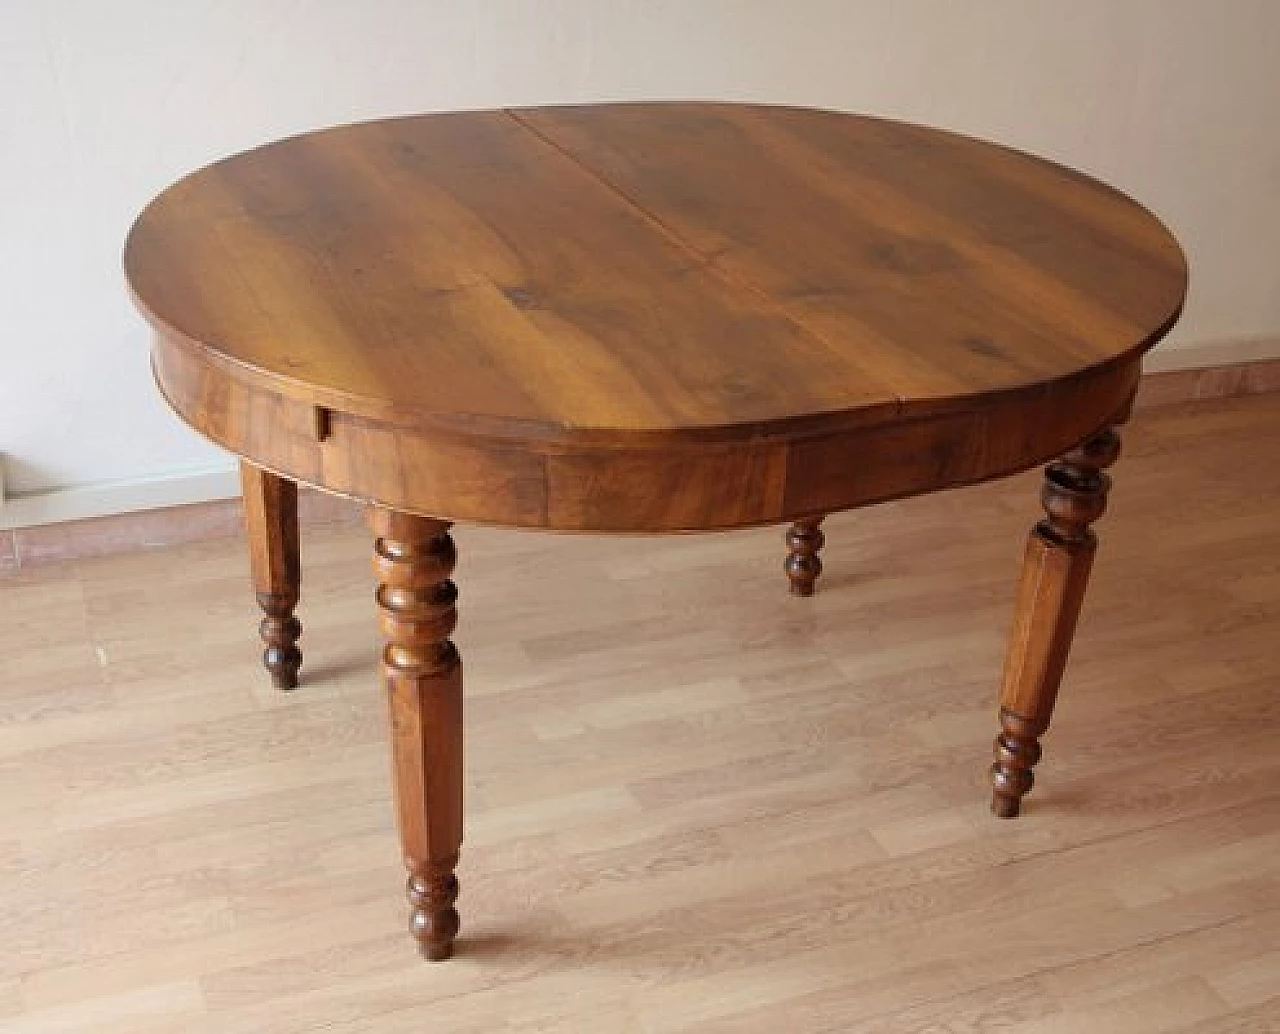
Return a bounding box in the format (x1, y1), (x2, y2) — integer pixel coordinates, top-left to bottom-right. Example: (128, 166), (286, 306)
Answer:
(124, 103), (1187, 961)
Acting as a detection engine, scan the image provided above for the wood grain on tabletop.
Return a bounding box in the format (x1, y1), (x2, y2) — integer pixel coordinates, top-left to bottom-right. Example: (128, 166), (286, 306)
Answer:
(124, 103), (1186, 530)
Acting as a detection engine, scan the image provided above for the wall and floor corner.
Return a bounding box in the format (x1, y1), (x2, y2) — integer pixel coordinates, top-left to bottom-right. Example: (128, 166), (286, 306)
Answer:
(2, 1), (1279, 534)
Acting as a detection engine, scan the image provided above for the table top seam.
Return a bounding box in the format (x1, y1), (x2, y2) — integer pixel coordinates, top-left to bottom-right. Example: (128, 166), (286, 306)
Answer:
(503, 107), (910, 417)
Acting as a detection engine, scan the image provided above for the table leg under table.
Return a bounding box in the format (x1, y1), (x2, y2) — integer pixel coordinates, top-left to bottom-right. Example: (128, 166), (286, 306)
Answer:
(369, 509), (464, 961)
(784, 515), (826, 596)
(991, 426), (1122, 818)
(237, 427), (1123, 958)
(240, 462), (302, 690)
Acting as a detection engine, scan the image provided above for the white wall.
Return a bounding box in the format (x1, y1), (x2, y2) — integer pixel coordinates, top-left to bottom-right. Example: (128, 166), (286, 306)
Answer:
(2, 0), (1278, 512)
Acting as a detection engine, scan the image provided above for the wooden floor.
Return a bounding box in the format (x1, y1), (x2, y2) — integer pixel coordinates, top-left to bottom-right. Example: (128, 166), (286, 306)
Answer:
(1, 395), (1277, 1033)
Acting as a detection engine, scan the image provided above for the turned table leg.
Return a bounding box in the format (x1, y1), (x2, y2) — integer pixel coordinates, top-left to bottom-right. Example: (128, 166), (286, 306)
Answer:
(991, 428), (1121, 817)
(784, 516), (826, 596)
(241, 462), (302, 690)
(370, 509), (464, 961)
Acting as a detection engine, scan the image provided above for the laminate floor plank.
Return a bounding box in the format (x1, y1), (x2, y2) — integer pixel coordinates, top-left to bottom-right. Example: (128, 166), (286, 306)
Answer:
(1, 395), (1277, 1031)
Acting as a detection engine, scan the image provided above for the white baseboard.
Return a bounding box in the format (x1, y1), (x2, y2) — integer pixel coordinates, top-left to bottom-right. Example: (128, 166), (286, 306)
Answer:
(1144, 335), (1280, 373)
(0, 465), (241, 531)
(2, 337), (1276, 532)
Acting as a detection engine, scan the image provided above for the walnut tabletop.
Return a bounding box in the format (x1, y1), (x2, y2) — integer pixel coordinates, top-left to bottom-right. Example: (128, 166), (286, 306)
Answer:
(124, 103), (1188, 961)
(126, 104), (1185, 531)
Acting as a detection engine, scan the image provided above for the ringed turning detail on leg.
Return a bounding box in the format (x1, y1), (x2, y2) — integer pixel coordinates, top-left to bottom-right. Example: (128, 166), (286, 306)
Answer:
(991, 427), (1121, 818)
(784, 516), (826, 596)
(370, 509), (464, 961)
(240, 462), (302, 690)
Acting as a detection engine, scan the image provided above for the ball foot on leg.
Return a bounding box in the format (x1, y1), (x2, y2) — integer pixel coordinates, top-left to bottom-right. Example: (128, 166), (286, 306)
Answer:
(784, 517), (826, 596)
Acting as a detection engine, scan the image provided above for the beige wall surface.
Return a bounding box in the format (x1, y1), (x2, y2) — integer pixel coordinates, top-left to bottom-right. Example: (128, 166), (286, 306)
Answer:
(1, 0), (1278, 501)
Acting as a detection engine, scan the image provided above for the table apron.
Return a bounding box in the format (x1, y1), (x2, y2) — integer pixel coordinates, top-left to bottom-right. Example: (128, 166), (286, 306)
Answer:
(154, 337), (1139, 532)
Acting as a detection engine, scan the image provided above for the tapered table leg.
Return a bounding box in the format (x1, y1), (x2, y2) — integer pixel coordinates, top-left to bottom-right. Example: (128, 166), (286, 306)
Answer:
(784, 516), (826, 596)
(241, 462), (302, 690)
(370, 509), (464, 961)
(991, 428), (1121, 818)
